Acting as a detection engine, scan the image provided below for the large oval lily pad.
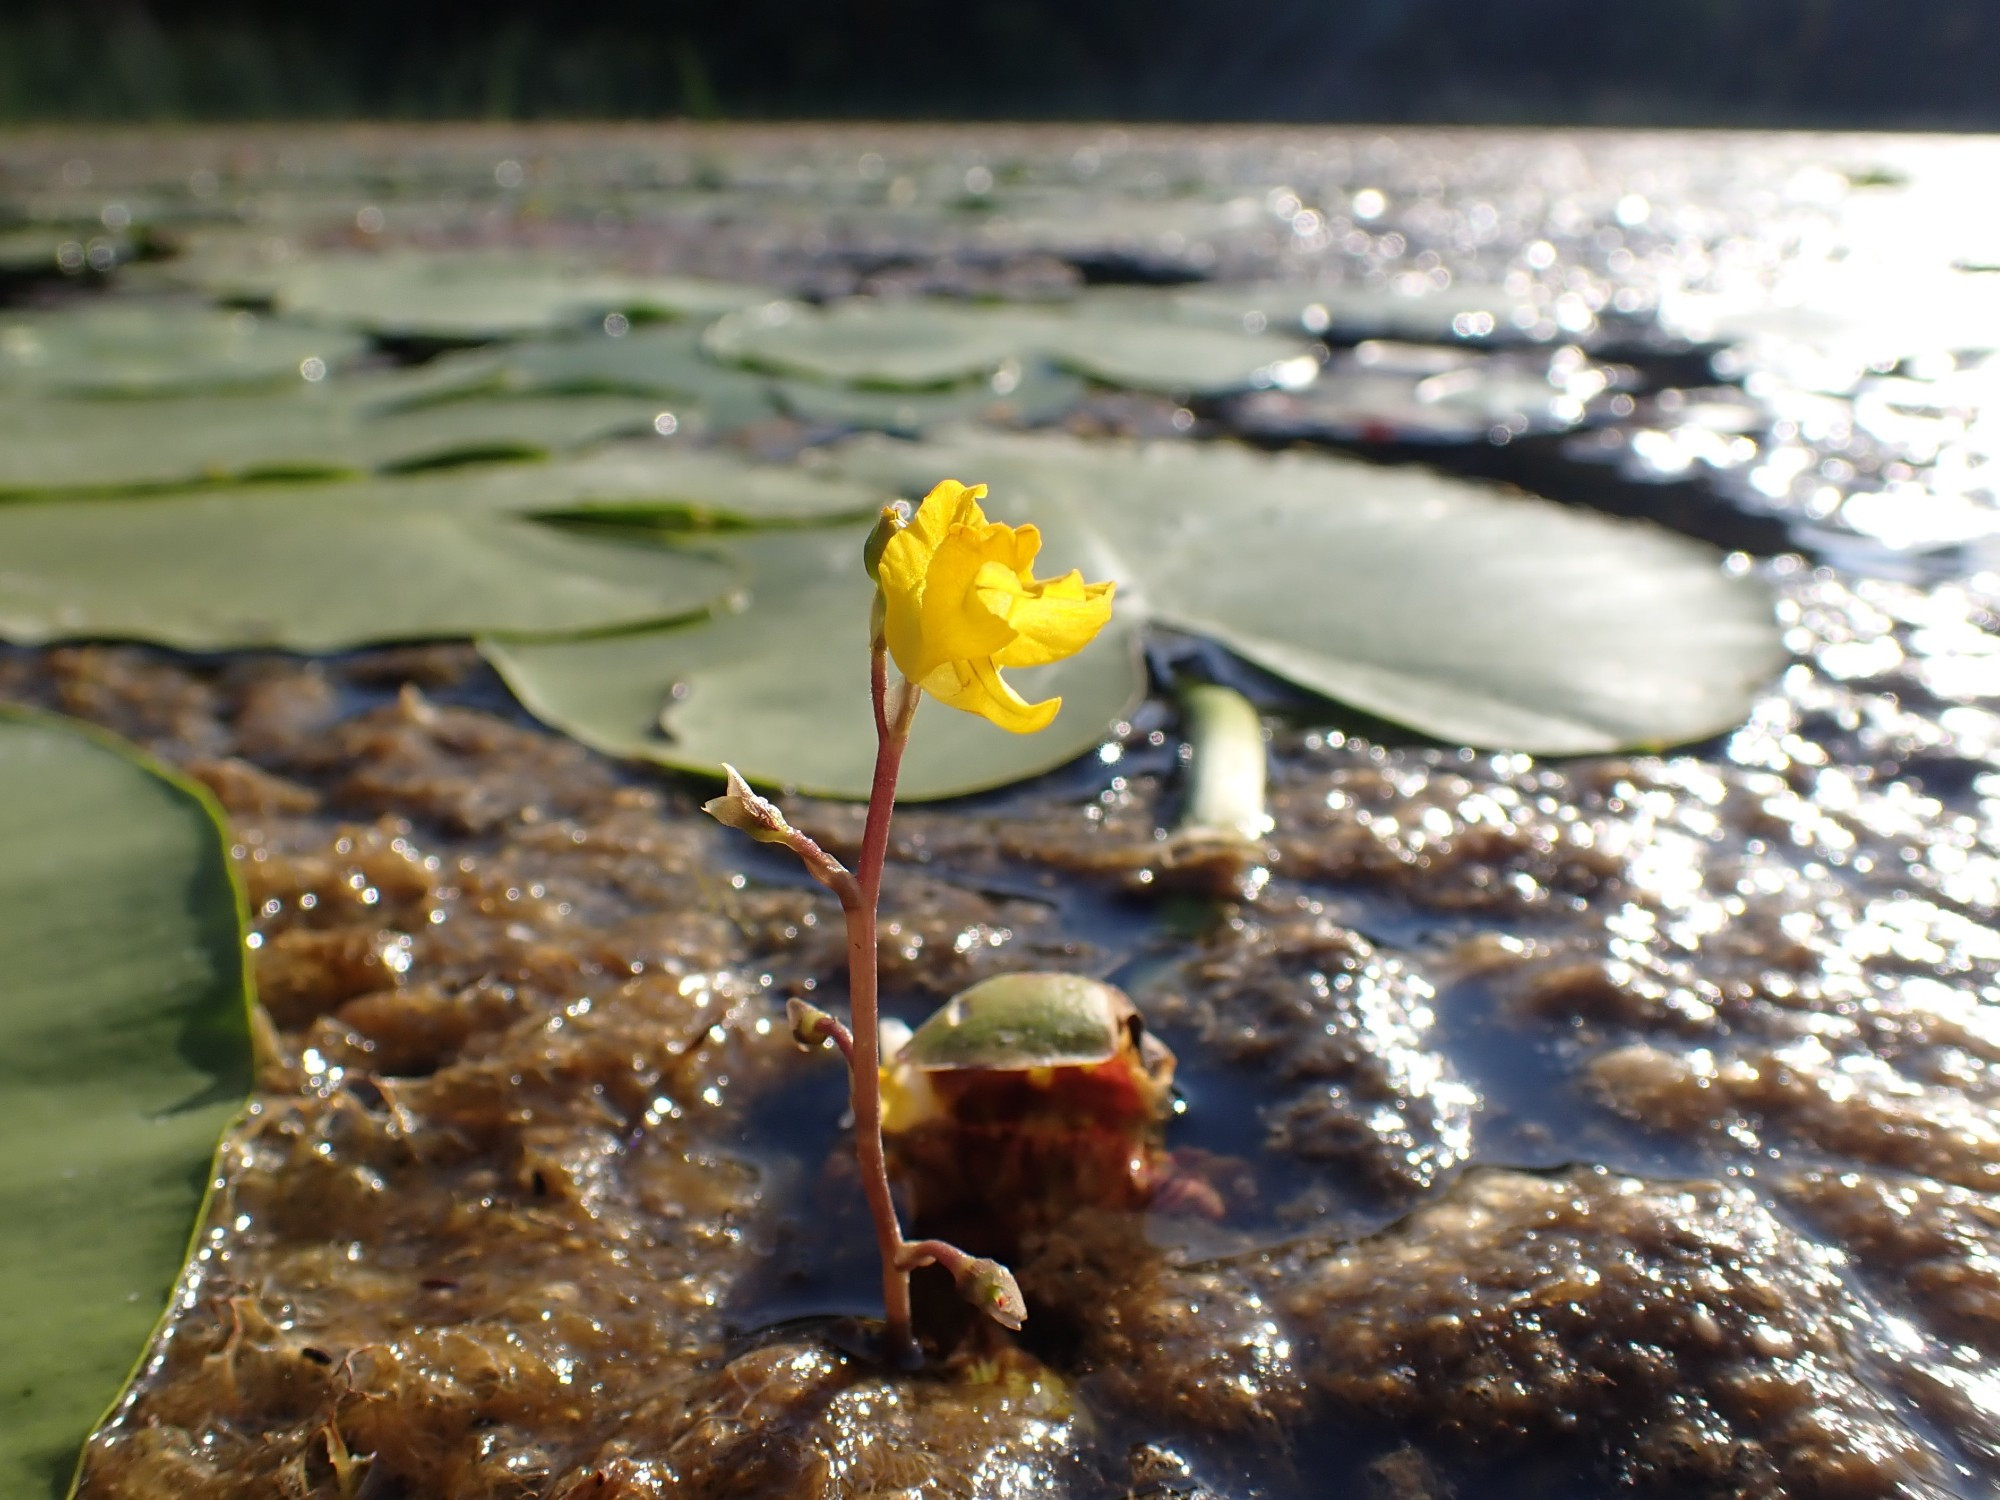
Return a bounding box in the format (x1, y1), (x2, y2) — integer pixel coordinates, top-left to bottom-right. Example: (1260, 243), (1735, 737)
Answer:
(199, 250), (773, 340)
(0, 303), (367, 397)
(703, 295), (1319, 395)
(0, 380), (671, 496)
(0, 492), (735, 650)
(0, 709), (253, 1499)
(483, 526), (1146, 800)
(488, 433), (1781, 798)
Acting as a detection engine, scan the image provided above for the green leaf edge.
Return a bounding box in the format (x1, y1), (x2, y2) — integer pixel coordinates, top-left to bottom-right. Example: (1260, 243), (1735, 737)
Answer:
(0, 705), (258, 1500)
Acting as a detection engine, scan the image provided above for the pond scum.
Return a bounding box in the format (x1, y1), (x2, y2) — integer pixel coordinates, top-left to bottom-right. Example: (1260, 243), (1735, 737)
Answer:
(4, 124), (2000, 1497)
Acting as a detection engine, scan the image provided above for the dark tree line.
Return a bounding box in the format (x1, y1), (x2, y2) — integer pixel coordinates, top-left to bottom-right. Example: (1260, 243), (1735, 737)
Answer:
(2, 0), (1995, 127)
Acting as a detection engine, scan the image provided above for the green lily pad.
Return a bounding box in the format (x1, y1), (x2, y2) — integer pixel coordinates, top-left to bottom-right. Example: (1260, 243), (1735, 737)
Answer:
(0, 708), (252, 1499)
(772, 361), (1087, 433)
(486, 325), (779, 430)
(0, 378), (672, 496)
(702, 295), (1319, 395)
(704, 300), (1031, 389)
(0, 491), (734, 650)
(482, 527), (1146, 800)
(201, 250), (773, 340)
(832, 434), (1783, 754)
(0, 304), (368, 397)
(491, 432), (1780, 798)
(488, 324), (1089, 435)
(1175, 281), (1538, 343)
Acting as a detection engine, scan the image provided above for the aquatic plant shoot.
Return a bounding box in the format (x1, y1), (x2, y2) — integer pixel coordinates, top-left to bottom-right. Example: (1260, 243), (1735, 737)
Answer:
(705, 477), (1115, 1362)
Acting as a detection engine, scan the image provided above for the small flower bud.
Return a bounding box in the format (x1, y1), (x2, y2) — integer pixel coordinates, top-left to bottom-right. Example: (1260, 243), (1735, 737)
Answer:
(786, 997), (837, 1049)
(701, 763), (793, 845)
(862, 503), (907, 581)
(954, 1256), (1027, 1331)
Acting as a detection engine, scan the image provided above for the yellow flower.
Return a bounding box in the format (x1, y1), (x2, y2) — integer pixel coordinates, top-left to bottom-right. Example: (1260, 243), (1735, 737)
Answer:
(875, 480), (1115, 733)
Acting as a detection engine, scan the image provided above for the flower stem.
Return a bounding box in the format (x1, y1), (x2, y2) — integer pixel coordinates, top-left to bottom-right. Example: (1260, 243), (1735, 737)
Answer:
(842, 644), (922, 1367)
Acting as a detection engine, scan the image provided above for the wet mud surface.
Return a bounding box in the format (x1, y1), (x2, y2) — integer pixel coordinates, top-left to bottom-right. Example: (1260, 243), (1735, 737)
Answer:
(6, 124), (2000, 1497)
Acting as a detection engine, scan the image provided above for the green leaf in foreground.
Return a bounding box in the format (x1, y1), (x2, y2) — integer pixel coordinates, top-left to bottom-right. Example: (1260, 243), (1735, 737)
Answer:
(0, 491), (736, 650)
(0, 709), (253, 1499)
(487, 434), (1782, 799)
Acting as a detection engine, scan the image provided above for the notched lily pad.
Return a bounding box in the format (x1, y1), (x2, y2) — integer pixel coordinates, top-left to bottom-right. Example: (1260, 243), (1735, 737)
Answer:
(0, 709), (253, 1499)
(486, 431), (1781, 799)
(482, 526), (1147, 800)
(703, 294), (1319, 396)
(203, 250), (774, 340)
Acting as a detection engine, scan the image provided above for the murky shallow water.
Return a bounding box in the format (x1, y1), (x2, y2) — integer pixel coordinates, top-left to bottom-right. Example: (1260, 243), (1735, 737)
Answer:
(8, 124), (2000, 1497)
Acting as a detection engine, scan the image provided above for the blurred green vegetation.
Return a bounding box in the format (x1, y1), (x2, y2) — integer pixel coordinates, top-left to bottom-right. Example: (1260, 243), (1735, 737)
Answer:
(0, 0), (1996, 127)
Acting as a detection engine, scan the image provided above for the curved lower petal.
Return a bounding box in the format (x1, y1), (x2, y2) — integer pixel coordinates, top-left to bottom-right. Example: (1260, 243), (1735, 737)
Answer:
(922, 656), (1061, 734)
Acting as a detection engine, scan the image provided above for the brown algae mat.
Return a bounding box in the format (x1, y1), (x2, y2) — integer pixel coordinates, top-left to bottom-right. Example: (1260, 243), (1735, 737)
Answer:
(3, 615), (1997, 1499)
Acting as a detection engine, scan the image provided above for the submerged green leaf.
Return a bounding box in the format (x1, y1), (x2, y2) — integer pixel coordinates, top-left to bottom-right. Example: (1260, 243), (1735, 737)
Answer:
(0, 709), (253, 1499)
(489, 433), (1781, 797)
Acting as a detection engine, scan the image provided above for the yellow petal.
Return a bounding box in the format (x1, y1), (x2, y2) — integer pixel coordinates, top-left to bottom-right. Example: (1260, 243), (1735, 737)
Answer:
(917, 528), (1018, 667)
(923, 656), (1060, 733)
(877, 532), (933, 684)
(907, 479), (987, 555)
(993, 572), (1116, 668)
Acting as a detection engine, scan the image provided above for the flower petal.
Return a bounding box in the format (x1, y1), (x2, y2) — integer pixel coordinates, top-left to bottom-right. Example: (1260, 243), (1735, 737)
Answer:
(908, 479), (987, 554)
(917, 529), (1019, 667)
(918, 656), (1060, 733)
(993, 572), (1117, 668)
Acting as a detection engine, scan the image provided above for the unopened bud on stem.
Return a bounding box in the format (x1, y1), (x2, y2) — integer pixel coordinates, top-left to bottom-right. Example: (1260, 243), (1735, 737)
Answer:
(862, 503), (907, 582)
(702, 764), (794, 845)
(955, 1256), (1027, 1331)
(900, 1239), (1029, 1332)
(787, 997), (834, 1048)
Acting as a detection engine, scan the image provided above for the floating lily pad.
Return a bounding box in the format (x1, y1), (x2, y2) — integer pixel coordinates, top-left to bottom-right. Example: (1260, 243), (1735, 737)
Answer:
(1229, 343), (1623, 445)
(0, 492), (734, 650)
(1175, 281), (1537, 343)
(203, 250), (773, 340)
(483, 526), (1146, 800)
(0, 379), (670, 495)
(0, 304), (367, 397)
(704, 300), (1032, 388)
(772, 361), (1088, 433)
(703, 295), (1318, 395)
(0, 708), (252, 1499)
(487, 325), (778, 430)
(831, 434), (1782, 755)
(486, 433), (1780, 798)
